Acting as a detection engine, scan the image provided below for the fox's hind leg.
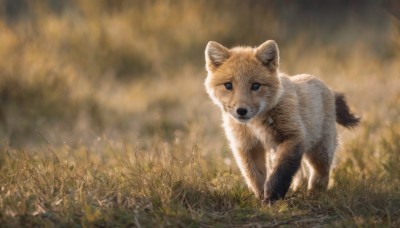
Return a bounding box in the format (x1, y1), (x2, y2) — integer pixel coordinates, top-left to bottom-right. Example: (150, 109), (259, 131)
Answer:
(304, 130), (337, 191)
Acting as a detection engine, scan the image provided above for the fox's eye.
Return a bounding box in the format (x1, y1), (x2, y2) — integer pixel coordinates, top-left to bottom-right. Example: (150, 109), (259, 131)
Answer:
(224, 82), (233, 90)
(251, 83), (260, 91)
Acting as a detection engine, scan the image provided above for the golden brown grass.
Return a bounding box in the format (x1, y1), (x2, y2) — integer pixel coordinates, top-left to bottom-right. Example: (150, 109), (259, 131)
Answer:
(0, 0), (400, 226)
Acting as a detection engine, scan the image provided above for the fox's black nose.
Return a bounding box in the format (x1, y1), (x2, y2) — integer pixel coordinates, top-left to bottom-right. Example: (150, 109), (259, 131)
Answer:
(236, 108), (248, 116)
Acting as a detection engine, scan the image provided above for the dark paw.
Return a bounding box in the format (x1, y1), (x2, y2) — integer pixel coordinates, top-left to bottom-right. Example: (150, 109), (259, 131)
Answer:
(262, 192), (279, 206)
(261, 198), (273, 206)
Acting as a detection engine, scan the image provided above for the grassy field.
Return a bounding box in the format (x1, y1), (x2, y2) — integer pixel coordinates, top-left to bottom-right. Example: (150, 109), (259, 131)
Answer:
(1, 0), (400, 227)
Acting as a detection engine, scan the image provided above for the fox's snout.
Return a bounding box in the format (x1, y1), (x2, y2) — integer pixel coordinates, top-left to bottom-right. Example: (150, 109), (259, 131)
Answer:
(232, 105), (251, 121)
(227, 103), (263, 124)
(236, 107), (248, 116)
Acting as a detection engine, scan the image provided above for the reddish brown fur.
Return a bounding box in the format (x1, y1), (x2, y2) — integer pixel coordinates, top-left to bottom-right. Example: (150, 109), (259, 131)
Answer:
(204, 40), (359, 204)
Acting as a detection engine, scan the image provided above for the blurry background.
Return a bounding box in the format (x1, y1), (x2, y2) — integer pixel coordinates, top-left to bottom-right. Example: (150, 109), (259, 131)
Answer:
(0, 0), (399, 159)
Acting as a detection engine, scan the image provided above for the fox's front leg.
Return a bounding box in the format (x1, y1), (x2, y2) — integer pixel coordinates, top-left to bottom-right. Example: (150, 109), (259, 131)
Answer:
(264, 140), (303, 204)
(231, 141), (267, 199)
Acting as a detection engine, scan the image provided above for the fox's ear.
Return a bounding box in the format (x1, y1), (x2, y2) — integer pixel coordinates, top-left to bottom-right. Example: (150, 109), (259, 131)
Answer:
(205, 41), (231, 71)
(255, 40), (279, 71)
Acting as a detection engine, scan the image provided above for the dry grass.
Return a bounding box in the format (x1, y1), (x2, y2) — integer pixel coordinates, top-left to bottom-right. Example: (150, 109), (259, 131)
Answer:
(0, 0), (400, 226)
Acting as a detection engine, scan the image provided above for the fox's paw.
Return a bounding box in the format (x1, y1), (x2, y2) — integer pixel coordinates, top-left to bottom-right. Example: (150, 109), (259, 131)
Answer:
(262, 191), (280, 206)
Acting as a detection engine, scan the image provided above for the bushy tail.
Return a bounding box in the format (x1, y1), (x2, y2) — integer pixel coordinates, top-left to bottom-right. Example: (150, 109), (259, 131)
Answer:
(335, 93), (360, 129)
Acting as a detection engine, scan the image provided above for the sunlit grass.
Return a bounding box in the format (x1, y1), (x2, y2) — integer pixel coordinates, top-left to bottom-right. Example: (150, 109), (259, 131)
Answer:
(1, 128), (399, 226)
(0, 0), (400, 226)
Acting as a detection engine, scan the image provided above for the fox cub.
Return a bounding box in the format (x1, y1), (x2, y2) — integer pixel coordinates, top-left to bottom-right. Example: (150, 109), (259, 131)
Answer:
(204, 40), (359, 204)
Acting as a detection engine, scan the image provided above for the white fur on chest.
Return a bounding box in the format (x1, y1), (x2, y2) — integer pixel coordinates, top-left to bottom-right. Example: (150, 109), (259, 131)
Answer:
(248, 120), (278, 172)
(222, 113), (277, 152)
(248, 120), (277, 151)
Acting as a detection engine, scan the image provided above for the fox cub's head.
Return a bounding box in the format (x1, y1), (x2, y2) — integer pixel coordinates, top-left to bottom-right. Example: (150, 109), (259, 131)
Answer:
(204, 40), (283, 124)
